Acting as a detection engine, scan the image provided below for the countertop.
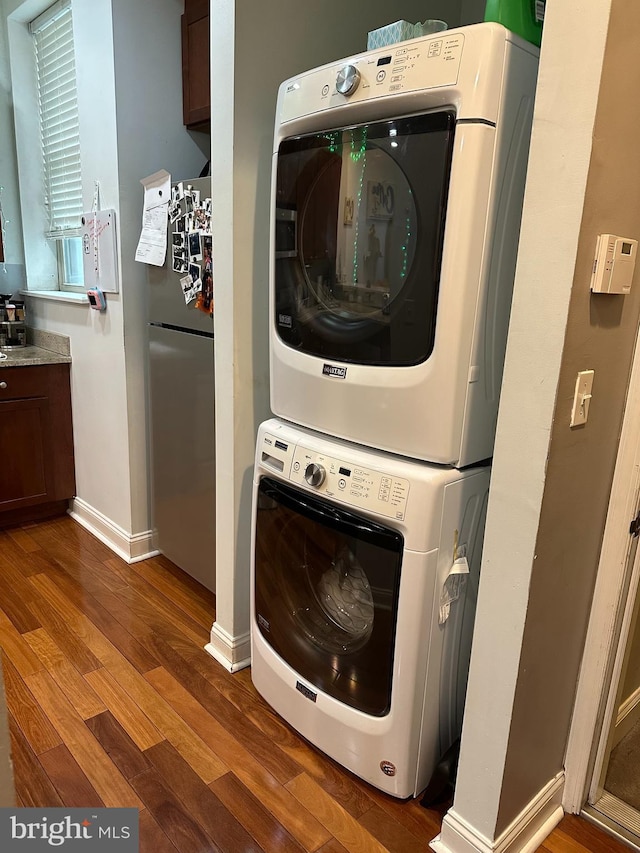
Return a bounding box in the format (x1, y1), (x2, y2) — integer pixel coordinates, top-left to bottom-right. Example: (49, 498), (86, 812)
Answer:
(0, 346), (72, 368)
(0, 328), (71, 367)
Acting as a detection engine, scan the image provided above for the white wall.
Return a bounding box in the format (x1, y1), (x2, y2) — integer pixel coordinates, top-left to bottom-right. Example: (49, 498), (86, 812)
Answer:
(5, 0), (133, 534)
(2, 0), (206, 553)
(435, 2), (615, 851)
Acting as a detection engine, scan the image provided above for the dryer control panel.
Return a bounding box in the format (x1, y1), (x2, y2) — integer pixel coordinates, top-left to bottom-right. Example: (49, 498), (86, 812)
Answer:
(259, 432), (410, 520)
(279, 33), (464, 124)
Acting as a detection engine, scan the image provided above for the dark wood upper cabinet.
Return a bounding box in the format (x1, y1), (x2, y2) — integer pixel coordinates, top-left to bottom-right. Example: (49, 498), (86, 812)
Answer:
(182, 0), (210, 130)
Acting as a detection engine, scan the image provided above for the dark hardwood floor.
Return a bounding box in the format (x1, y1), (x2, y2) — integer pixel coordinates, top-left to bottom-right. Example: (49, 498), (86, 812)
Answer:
(0, 515), (631, 852)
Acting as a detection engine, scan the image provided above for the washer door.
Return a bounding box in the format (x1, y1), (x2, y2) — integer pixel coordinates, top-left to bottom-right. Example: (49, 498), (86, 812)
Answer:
(254, 477), (403, 716)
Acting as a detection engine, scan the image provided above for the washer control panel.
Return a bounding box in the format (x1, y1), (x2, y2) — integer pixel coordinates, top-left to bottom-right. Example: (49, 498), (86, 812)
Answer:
(260, 432), (409, 520)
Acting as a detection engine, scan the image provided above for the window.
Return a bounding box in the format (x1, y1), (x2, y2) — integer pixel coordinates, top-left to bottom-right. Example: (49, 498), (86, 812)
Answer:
(31, 0), (83, 290)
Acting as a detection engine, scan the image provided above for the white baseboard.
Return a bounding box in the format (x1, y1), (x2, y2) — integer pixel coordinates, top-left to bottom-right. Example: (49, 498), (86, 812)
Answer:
(431, 773), (564, 853)
(68, 498), (159, 564)
(205, 622), (251, 673)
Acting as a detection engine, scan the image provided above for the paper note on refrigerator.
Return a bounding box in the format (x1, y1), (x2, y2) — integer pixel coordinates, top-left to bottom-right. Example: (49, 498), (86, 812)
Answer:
(135, 169), (171, 266)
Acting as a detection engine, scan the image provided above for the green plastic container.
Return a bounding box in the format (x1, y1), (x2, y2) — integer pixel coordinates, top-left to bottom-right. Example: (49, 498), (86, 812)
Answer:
(484, 0), (545, 47)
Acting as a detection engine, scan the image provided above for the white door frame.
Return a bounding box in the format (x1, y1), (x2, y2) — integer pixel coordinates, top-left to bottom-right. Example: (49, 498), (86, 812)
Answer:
(564, 321), (640, 813)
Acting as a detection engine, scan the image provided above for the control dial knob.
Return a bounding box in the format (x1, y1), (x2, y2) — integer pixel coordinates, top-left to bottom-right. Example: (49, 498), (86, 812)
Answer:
(336, 64), (361, 96)
(304, 462), (326, 488)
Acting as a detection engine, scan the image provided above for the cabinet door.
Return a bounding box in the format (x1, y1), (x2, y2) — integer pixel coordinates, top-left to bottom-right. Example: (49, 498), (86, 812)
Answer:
(182, 0), (210, 128)
(0, 364), (75, 521)
(0, 397), (53, 510)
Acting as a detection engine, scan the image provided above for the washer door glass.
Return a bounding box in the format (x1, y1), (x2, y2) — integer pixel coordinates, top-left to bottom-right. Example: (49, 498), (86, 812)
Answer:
(274, 110), (455, 366)
(254, 477), (403, 717)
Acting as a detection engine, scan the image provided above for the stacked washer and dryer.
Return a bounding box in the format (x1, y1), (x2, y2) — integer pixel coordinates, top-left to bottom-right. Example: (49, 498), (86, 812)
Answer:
(250, 23), (539, 798)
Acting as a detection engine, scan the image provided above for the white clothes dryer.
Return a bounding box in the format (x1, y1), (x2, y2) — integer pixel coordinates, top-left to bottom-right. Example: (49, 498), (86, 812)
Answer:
(250, 418), (490, 797)
(270, 23), (539, 467)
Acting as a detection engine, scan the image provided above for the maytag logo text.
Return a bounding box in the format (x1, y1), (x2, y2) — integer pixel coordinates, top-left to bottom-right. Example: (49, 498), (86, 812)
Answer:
(322, 364), (347, 379)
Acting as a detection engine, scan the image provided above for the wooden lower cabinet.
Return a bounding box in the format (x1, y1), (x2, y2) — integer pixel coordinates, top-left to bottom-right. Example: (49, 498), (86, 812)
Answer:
(0, 363), (75, 526)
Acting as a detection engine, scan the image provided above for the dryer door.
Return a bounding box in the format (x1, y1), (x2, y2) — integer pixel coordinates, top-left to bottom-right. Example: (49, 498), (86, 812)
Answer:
(274, 110), (455, 367)
(254, 477), (403, 717)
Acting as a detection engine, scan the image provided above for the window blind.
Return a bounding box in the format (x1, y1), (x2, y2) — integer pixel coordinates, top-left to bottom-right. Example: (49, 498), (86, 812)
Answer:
(31, 1), (82, 238)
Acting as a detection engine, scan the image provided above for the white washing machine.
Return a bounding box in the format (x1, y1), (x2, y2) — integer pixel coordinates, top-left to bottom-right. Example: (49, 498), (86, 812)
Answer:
(250, 419), (490, 797)
(270, 23), (539, 466)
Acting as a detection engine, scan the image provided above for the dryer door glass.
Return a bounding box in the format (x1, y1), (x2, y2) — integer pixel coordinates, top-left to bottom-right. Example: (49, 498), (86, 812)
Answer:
(274, 110), (455, 366)
(254, 477), (403, 717)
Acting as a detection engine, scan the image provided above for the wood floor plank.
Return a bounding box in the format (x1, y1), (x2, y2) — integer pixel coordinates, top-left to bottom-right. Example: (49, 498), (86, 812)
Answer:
(143, 665), (331, 852)
(28, 573), (129, 664)
(138, 808), (180, 853)
(358, 804), (431, 853)
(144, 633), (305, 785)
(539, 831), (588, 853)
(145, 741), (263, 853)
(1, 655), (62, 754)
(0, 611), (45, 677)
(24, 668), (144, 809)
(84, 668), (164, 751)
(99, 661), (227, 785)
(210, 770), (306, 853)
(286, 773), (389, 853)
(24, 628), (106, 719)
(110, 577), (211, 647)
(86, 710), (153, 780)
(130, 767), (223, 853)
(27, 595), (104, 675)
(544, 817), (630, 853)
(39, 743), (105, 808)
(34, 562), (161, 673)
(129, 556), (215, 629)
(24, 576), (223, 785)
(316, 841), (351, 853)
(48, 516), (125, 568)
(8, 715), (63, 808)
(27, 521), (130, 596)
(5, 526), (43, 554)
(0, 544), (42, 632)
(153, 551), (217, 608)
(361, 785), (450, 843)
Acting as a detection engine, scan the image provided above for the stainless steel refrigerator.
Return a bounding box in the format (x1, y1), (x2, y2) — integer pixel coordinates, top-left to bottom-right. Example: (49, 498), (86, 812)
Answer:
(147, 176), (215, 592)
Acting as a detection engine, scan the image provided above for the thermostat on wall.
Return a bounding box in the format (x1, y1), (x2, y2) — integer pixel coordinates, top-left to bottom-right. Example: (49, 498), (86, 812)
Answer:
(591, 233), (638, 294)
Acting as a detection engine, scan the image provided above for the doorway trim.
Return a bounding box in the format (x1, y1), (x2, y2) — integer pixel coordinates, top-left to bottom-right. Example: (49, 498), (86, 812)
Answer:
(564, 320), (640, 813)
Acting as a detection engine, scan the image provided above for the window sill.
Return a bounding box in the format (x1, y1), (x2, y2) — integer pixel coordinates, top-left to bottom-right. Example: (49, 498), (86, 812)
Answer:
(21, 290), (88, 305)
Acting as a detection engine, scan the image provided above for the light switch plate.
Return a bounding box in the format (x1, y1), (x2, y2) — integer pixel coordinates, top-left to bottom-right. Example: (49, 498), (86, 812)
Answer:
(570, 370), (594, 427)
